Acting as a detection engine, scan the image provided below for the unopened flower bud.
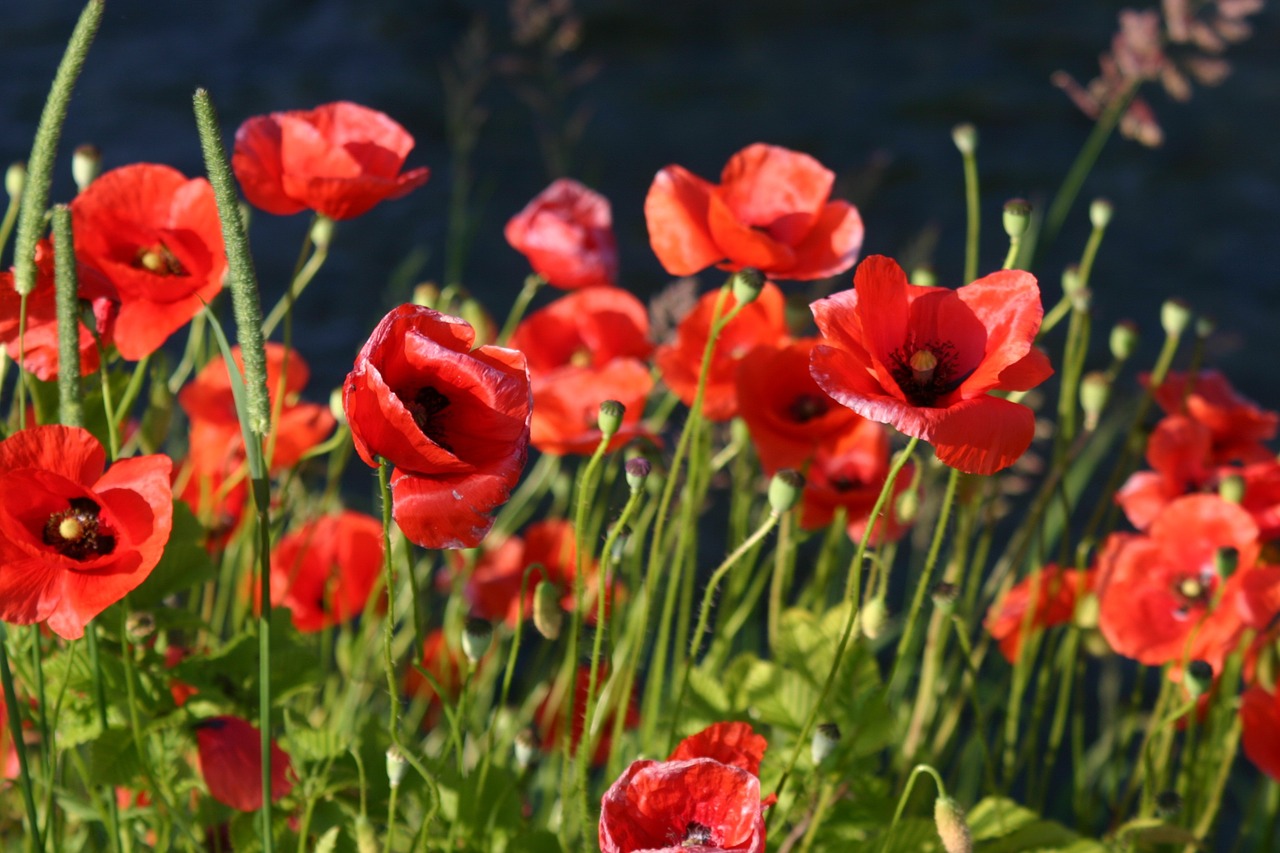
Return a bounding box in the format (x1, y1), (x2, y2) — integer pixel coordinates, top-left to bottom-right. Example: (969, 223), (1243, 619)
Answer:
(1195, 315), (1216, 340)
(1155, 790), (1183, 818)
(934, 796), (973, 853)
(1218, 473), (1245, 505)
(1109, 321), (1139, 362)
(768, 469), (805, 515)
(71, 144), (101, 192)
(1185, 660), (1214, 698)
(1088, 197), (1113, 230)
(1061, 266), (1089, 311)
(730, 267), (765, 306)
(951, 123), (977, 156)
(1002, 198), (1032, 240)
(533, 580), (563, 640)
(354, 816), (379, 853)
(811, 722), (841, 765)
(931, 582), (959, 613)
(386, 745), (408, 789)
(911, 265), (938, 287)
(1079, 371), (1111, 431)
(625, 456), (651, 491)
(329, 387), (348, 426)
(1161, 298), (1193, 338)
(309, 214), (335, 251)
(598, 400), (625, 439)
(1215, 546), (1239, 580)
(461, 616), (493, 663)
(412, 282), (440, 308)
(860, 597), (888, 640)
(5, 162), (25, 200)
(125, 612), (156, 642)
(896, 488), (920, 525)
(514, 727), (539, 773)
(1074, 592), (1100, 630)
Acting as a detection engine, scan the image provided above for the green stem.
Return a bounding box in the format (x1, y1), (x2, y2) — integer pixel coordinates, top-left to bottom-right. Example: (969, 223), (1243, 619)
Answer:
(377, 460), (402, 742)
(961, 142), (980, 284)
(261, 222), (331, 339)
(497, 274), (545, 345)
(879, 764), (948, 853)
(0, 624), (43, 852)
(85, 625), (123, 853)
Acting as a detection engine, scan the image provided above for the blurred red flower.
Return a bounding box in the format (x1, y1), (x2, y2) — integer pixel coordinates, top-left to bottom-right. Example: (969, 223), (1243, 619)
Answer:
(505, 178), (618, 289)
(70, 163), (226, 360)
(509, 286), (652, 380)
(1242, 684), (1280, 781)
(668, 721), (767, 776)
(530, 361), (656, 456)
(811, 255), (1053, 475)
(343, 305), (532, 549)
(798, 421), (913, 546)
(404, 629), (472, 714)
(0, 425), (173, 639)
(645, 142), (863, 281)
(195, 716), (294, 812)
(270, 511), (384, 632)
(655, 281), (788, 422)
(985, 566), (1096, 663)
(0, 239), (118, 381)
(537, 664), (638, 768)
(232, 101), (430, 220)
(1151, 370), (1277, 464)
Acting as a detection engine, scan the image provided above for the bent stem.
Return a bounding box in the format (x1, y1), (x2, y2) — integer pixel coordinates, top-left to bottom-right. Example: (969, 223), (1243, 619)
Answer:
(880, 763), (948, 853)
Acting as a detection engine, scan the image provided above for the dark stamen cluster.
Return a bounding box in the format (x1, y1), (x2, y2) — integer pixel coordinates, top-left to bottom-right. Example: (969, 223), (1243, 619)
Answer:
(683, 821), (714, 846)
(406, 386), (454, 453)
(788, 393), (830, 424)
(134, 242), (187, 276)
(43, 497), (116, 561)
(886, 338), (967, 407)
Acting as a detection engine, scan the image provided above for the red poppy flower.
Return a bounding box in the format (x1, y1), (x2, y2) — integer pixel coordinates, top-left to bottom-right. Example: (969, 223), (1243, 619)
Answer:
(655, 281), (788, 422)
(537, 664), (639, 767)
(509, 286), (653, 381)
(270, 511), (384, 632)
(668, 721), (767, 776)
(0, 425), (173, 640)
(798, 421), (914, 546)
(403, 629), (471, 711)
(0, 239), (119, 381)
(195, 716), (294, 811)
(232, 101), (430, 220)
(343, 305), (532, 549)
(531, 361), (656, 456)
(1151, 370), (1277, 464)
(810, 255), (1053, 475)
(1242, 684), (1280, 781)
(645, 143), (863, 281)
(505, 178), (618, 289)
(70, 163), (226, 360)
(1096, 494), (1265, 669)
(985, 566), (1096, 663)
(736, 338), (865, 473)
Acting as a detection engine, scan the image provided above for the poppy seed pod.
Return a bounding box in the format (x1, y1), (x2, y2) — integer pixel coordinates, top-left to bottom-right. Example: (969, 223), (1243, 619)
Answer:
(1109, 321), (1139, 361)
(768, 469), (805, 515)
(533, 580), (564, 640)
(598, 399), (625, 439)
(71, 144), (100, 192)
(1185, 660), (1214, 698)
(385, 746), (408, 789)
(5, 161), (24, 199)
(514, 727), (540, 773)
(1089, 197), (1114, 229)
(934, 796), (973, 853)
(1002, 198), (1032, 240)
(461, 617), (493, 663)
(811, 722), (841, 765)
(1079, 371), (1111, 431)
(860, 598), (889, 640)
(951, 123), (977, 155)
(731, 267), (766, 305)
(625, 456), (651, 491)
(1161, 298), (1193, 337)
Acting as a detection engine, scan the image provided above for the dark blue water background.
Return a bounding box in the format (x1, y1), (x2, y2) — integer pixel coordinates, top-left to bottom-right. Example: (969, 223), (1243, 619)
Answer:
(3, 0), (1278, 403)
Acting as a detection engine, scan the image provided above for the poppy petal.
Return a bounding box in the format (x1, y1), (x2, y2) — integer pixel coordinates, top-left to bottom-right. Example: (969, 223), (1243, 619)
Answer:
(928, 395), (1038, 475)
(644, 165), (723, 276)
(778, 200), (865, 280)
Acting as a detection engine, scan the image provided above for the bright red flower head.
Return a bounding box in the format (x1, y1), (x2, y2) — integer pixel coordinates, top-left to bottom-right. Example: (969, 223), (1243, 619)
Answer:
(811, 255), (1053, 475)
(509, 286), (653, 381)
(0, 239), (118, 381)
(0, 426), (173, 639)
(70, 163), (226, 360)
(530, 360), (656, 456)
(1151, 370), (1277, 464)
(1242, 684), (1280, 781)
(985, 566), (1096, 663)
(343, 305), (532, 549)
(232, 101), (430, 220)
(655, 281), (788, 422)
(195, 716), (294, 812)
(668, 721), (768, 776)
(270, 511), (384, 632)
(645, 143), (863, 281)
(505, 178), (618, 289)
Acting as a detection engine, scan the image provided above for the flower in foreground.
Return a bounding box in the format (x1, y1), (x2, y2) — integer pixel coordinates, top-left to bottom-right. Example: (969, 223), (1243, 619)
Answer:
(70, 163), (226, 360)
(645, 142), (863, 281)
(810, 255), (1053, 475)
(232, 101), (430, 220)
(270, 511), (384, 632)
(344, 305), (532, 549)
(505, 178), (618, 289)
(195, 716), (294, 811)
(0, 425), (173, 639)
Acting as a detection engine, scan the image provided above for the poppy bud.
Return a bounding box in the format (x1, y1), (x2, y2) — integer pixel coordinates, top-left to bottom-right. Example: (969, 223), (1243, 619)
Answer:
(1185, 660), (1214, 698)
(1155, 790), (1183, 818)
(598, 399), (625, 439)
(625, 456), (651, 491)
(1061, 266), (1089, 311)
(768, 468), (805, 516)
(386, 745), (408, 790)
(459, 298), (496, 347)
(1109, 321), (1139, 362)
(730, 267), (766, 306)
(1161, 298), (1193, 338)
(309, 214), (336, 251)
(931, 582), (959, 613)
(1195, 315), (1216, 340)
(354, 816), (378, 853)
(72, 144), (101, 193)
(1254, 639), (1278, 693)
(1088, 197), (1113, 230)
(125, 612), (156, 642)
(328, 386), (347, 425)
(461, 616), (493, 663)
(1002, 198), (1032, 240)
(811, 722), (841, 765)
(1214, 546), (1239, 580)
(951, 123), (977, 155)
(860, 597), (888, 640)
(910, 265), (938, 287)
(412, 282), (441, 308)
(1079, 371), (1111, 431)
(609, 524), (632, 563)
(5, 161), (24, 200)
(533, 580), (563, 640)
(1074, 592), (1100, 630)
(896, 487), (920, 525)
(514, 727), (540, 773)
(934, 796), (973, 853)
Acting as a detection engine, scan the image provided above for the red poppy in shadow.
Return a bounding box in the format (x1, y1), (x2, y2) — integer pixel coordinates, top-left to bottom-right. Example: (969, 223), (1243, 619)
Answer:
(0, 425), (173, 639)
(531, 361), (656, 456)
(233, 101), (430, 220)
(645, 143), (863, 281)
(537, 665), (638, 768)
(343, 305), (532, 549)
(1242, 684), (1280, 780)
(70, 163), (226, 360)
(509, 286), (653, 381)
(985, 566), (1096, 663)
(195, 715), (294, 812)
(799, 421), (913, 546)
(270, 511), (384, 632)
(505, 178), (618, 289)
(1151, 370), (1277, 464)
(810, 255), (1053, 475)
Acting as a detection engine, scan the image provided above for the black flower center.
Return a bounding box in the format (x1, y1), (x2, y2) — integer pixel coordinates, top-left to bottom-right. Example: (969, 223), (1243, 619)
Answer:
(886, 337), (970, 407)
(788, 393), (831, 424)
(683, 821), (714, 846)
(134, 243), (186, 276)
(406, 386), (454, 453)
(43, 497), (116, 561)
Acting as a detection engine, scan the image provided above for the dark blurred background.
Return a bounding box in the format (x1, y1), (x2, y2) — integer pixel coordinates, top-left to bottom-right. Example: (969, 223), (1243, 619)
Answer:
(2, 0), (1278, 401)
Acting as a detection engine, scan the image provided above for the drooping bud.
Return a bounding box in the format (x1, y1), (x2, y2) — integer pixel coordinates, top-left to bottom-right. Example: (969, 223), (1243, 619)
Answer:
(532, 580), (563, 640)
(1088, 197), (1114, 230)
(951, 123), (977, 156)
(461, 616), (493, 663)
(1161, 298), (1193, 338)
(598, 400), (625, 440)
(811, 722), (841, 765)
(934, 796), (973, 853)
(625, 456), (651, 491)
(768, 468), (805, 516)
(1079, 371), (1111, 431)
(730, 267), (765, 306)
(860, 597), (888, 640)
(1109, 321), (1139, 362)
(71, 144), (101, 192)
(385, 745), (408, 790)
(5, 162), (25, 201)
(1002, 198), (1032, 240)
(309, 214), (335, 251)
(1214, 546), (1239, 580)
(1184, 660), (1214, 698)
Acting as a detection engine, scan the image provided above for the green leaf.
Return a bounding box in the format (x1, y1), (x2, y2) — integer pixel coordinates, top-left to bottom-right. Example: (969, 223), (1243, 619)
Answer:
(128, 500), (217, 609)
(312, 826), (340, 853)
(503, 829), (563, 853)
(87, 726), (143, 787)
